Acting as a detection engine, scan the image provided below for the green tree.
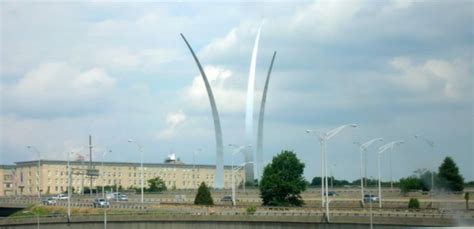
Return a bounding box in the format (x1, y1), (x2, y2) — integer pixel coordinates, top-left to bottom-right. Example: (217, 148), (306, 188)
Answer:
(399, 176), (424, 193)
(194, 182), (213, 205)
(415, 169), (435, 191)
(146, 177), (167, 192)
(259, 150), (307, 206)
(408, 198), (420, 209)
(311, 177), (322, 186)
(438, 157), (464, 191)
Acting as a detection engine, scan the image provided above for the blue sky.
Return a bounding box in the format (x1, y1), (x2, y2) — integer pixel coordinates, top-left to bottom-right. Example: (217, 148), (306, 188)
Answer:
(1, 0), (472, 182)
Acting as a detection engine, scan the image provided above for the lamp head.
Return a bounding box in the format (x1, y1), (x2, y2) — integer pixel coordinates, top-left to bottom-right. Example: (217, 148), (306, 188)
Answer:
(127, 139), (134, 143)
(350, 124), (358, 128)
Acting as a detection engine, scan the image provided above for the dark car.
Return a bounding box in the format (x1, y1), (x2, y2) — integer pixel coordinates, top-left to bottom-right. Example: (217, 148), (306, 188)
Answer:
(221, 195), (233, 202)
(324, 191), (337, 196)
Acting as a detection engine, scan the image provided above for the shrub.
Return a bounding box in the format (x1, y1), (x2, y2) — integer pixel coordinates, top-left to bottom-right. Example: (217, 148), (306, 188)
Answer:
(246, 206), (257, 215)
(465, 192), (470, 210)
(408, 198), (420, 209)
(194, 182), (213, 205)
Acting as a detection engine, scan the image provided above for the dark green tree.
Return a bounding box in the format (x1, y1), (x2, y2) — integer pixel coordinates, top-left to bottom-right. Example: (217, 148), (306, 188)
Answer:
(146, 177), (167, 192)
(416, 169), (435, 191)
(399, 176), (424, 193)
(408, 198), (420, 209)
(311, 177), (322, 186)
(259, 150), (307, 206)
(194, 182), (213, 205)
(438, 157), (464, 191)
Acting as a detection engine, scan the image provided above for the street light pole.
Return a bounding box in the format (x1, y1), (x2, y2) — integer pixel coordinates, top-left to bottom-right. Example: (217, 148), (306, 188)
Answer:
(233, 162), (253, 206)
(355, 138), (384, 204)
(307, 123), (357, 222)
(330, 164), (336, 189)
(27, 146), (42, 201)
(377, 151), (382, 209)
(414, 135), (436, 191)
(101, 150), (112, 199)
(377, 140), (404, 209)
(306, 131), (325, 208)
(66, 151), (74, 222)
(228, 144), (250, 206)
(193, 148), (202, 188)
(128, 139), (144, 204)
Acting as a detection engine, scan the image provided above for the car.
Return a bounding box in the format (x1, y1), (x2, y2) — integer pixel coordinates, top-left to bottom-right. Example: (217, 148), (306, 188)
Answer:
(53, 194), (69, 200)
(324, 191), (337, 196)
(221, 195), (233, 202)
(363, 194), (379, 203)
(111, 194), (128, 201)
(92, 198), (110, 208)
(42, 197), (57, 205)
(107, 192), (123, 200)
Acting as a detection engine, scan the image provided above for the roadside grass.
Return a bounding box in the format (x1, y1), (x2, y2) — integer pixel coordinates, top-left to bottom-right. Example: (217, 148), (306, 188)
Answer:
(8, 204), (194, 218)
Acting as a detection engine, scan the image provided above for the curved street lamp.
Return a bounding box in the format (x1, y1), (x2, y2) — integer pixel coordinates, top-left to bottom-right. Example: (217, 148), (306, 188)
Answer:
(193, 148), (202, 188)
(414, 135), (436, 191)
(66, 146), (83, 222)
(354, 138), (384, 204)
(306, 123), (357, 222)
(26, 146), (42, 201)
(229, 144), (251, 206)
(377, 140), (404, 208)
(128, 139), (144, 205)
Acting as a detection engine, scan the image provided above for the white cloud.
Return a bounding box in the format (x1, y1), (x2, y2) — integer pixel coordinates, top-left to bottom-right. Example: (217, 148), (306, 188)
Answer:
(292, 0), (365, 35)
(183, 65), (247, 113)
(166, 110), (186, 127)
(3, 62), (116, 116)
(389, 57), (472, 101)
(157, 110), (187, 140)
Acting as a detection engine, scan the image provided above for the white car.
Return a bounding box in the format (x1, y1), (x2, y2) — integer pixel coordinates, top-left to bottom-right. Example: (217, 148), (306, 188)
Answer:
(42, 197), (57, 205)
(93, 198), (110, 208)
(53, 194), (69, 200)
(363, 194), (379, 203)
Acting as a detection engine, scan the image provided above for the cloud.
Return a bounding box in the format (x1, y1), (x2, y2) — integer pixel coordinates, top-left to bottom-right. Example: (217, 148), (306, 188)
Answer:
(389, 56), (472, 101)
(157, 110), (187, 140)
(2, 62), (116, 117)
(183, 65), (247, 113)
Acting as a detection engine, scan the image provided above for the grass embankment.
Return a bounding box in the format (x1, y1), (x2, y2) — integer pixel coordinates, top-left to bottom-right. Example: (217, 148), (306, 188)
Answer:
(9, 205), (192, 218)
(9, 205), (129, 218)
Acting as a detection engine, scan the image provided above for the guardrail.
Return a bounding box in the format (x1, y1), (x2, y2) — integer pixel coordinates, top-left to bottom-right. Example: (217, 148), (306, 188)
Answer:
(1, 208), (472, 225)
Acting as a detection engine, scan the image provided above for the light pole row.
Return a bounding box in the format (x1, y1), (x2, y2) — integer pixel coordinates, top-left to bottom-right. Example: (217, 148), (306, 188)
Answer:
(306, 124), (357, 222)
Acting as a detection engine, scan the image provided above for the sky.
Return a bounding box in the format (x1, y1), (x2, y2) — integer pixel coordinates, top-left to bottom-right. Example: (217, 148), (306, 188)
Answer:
(1, 0), (473, 183)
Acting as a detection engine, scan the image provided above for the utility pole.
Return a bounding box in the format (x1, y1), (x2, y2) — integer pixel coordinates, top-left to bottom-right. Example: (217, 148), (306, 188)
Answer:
(89, 135), (93, 196)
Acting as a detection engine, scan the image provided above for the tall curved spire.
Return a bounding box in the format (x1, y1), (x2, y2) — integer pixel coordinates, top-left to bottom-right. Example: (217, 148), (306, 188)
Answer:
(256, 51), (276, 179)
(180, 33), (224, 189)
(245, 24), (263, 184)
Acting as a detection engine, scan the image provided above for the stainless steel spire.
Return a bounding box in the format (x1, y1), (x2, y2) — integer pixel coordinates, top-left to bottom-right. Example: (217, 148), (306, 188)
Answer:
(256, 51), (277, 179)
(181, 33), (224, 188)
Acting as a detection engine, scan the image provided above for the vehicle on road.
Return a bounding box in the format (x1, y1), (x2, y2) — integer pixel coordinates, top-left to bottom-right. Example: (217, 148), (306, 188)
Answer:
(112, 194), (128, 201)
(92, 198), (110, 208)
(363, 194), (379, 203)
(221, 195), (234, 202)
(42, 197), (57, 205)
(324, 191), (337, 196)
(52, 194), (69, 200)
